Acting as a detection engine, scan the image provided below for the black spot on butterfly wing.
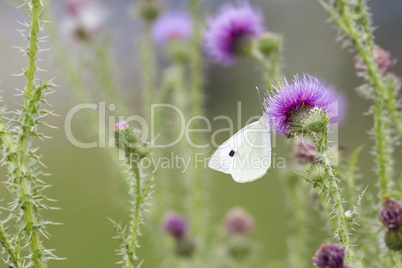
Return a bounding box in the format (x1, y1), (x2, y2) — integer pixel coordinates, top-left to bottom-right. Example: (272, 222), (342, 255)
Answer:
(229, 150), (235, 157)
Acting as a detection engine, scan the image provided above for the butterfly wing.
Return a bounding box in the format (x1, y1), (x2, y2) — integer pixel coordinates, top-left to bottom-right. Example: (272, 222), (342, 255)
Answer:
(231, 117), (271, 183)
(208, 121), (259, 174)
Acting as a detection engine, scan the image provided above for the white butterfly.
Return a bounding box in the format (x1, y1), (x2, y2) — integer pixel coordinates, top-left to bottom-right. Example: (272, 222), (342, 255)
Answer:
(208, 116), (271, 183)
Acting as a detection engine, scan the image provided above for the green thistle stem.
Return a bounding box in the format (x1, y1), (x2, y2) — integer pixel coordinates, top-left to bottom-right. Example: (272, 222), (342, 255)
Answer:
(189, 0), (204, 120)
(319, 0), (394, 199)
(285, 173), (308, 268)
(0, 121), (21, 268)
(0, 221), (20, 268)
(251, 42), (282, 92)
(140, 22), (156, 121)
(312, 127), (355, 264)
(189, 0), (208, 263)
(13, 0), (47, 266)
(91, 39), (128, 116)
(390, 252), (402, 268)
(385, 78), (402, 139)
(0, 123), (46, 268)
(124, 156), (153, 267)
(126, 161), (142, 267)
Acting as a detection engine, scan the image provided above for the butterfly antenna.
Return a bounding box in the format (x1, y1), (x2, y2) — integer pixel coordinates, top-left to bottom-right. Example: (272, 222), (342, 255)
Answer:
(256, 86), (264, 114)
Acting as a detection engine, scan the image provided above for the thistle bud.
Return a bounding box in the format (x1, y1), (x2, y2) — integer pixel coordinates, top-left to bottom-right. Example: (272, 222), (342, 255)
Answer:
(305, 162), (327, 189)
(114, 120), (128, 131)
(313, 244), (349, 268)
(379, 198), (402, 230)
(114, 121), (150, 159)
(162, 212), (196, 257)
(258, 32), (282, 56)
(228, 236), (251, 260)
(224, 207), (254, 236)
(136, 0), (161, 24)
(162, 212), (188, 240)
(385, 229), (402, 251)
(175, 236), (196, 257)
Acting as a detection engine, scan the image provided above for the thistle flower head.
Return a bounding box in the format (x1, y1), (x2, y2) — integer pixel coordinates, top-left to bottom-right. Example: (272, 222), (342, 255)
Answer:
(264, 75), (330, 136)
(62, 0), (109, 41)
(355, 46), (397, 75)
(293, 139), (318, 164)
(163, 212), (188, 240)
(224, 207), (254, 236)
(114, 120), (128, 131)
(379, 198), (402, 230)
(152, 12), (193, 45)
(114, 124), (150, 159)
(313, 244), (347, 268)
(204, 1), (265, 65)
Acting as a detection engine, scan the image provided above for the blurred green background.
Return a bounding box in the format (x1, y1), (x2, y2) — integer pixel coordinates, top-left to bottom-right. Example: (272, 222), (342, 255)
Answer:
(0, 0), (401, 267)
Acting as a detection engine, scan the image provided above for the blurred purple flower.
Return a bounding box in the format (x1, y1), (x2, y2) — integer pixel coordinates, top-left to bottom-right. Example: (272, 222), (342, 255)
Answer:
(224, 207), (254, 236)
(313, 244), (348, 268)
(293, 139), (318, 164)
(152, 12), (193, 45)
(204, 1), (265, 65)
(379, 198), (402, 230)
(355, 46), (397, 75)
(62, 0), (109, 41)
(163, 212), (188, 240)
(263, 75), (329, 136)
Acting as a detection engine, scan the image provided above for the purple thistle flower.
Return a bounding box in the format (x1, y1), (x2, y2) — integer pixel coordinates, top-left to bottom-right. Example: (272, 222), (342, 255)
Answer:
(204, 1), (265, 65)
(224, 207), (254, 236)
(264, 75), (330, 136)
(163, 212), (188, 240)
(114, 120), (128, 131)
(379, 198), (402, 230)
(313, 244), (347, 268)
(152, 12), (193, 45)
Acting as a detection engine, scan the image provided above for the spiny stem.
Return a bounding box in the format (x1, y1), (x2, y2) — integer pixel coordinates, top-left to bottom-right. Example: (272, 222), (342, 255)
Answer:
(313, 128), (355, 264)
(0, 122), (20, 267)
(0, 222), (20, 268)
(125, 160), (152, 268)
(320, 0), (394, 199)
(126, 162), (141, 268)
(16, 1), (46, 266)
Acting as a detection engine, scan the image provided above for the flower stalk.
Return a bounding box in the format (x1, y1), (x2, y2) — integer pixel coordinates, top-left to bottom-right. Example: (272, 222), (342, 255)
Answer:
(311, 122), (355, 263)
(319, 0), (396, 200)
(0, 220), (20, 268)
(114, 124), (153, 267)
(6, 0), (52, 266)
(189, 0), (208, 260)
(140, 22), (157, 122)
